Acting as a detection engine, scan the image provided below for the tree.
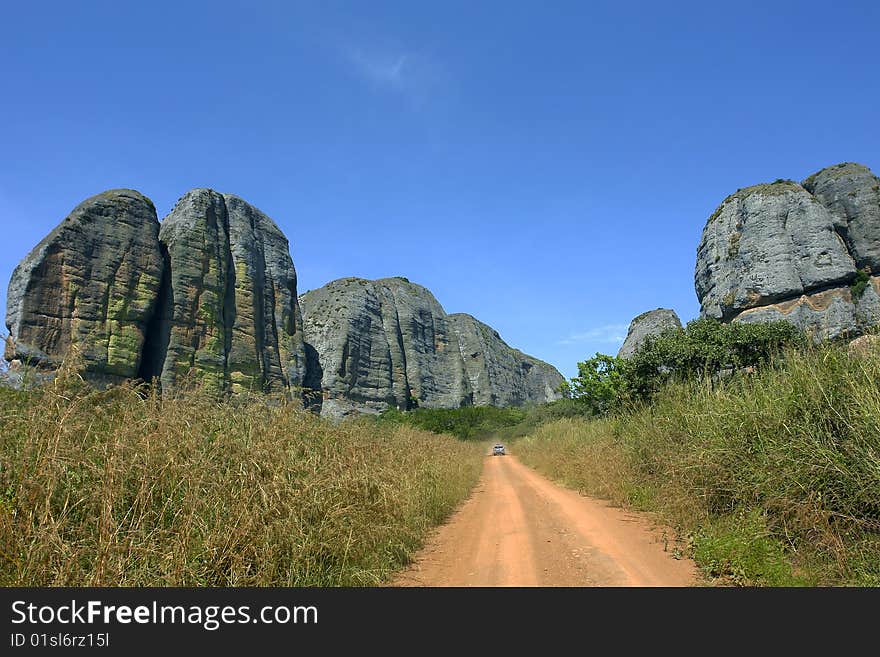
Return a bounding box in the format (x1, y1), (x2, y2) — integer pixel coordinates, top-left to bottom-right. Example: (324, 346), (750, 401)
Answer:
(566, 353), (627, 415)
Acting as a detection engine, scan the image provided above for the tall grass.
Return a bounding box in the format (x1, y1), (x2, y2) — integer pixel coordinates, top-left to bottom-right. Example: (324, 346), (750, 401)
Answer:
(515, 342), (880, 586)
(0, 371), (482, 586)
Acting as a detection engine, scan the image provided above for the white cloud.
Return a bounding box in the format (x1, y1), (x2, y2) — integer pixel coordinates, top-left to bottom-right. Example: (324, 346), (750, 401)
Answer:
(338, 41), (449, 108)
(349, 49), (410, 88)
(557, 324), (629, 346)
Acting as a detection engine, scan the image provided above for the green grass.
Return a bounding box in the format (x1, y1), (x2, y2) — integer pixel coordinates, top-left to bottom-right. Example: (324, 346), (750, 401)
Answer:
(514, 342), (880, 586)
(0, 371), (482, 586)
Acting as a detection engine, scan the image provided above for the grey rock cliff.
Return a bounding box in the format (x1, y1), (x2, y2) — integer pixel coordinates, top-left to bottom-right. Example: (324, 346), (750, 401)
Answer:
(803, 163), (880, 272)
(5, 189), (164, 382)
(151, 189), (232, 393)
(300, 277), (564, 418)
(695, 163), (880, 339)
(298, 277), (411, 417)
(150, 189), (307, 395)
(448, 313), (565, 406)
(617, 308), (682, 359)
(6, 188), (557, 410)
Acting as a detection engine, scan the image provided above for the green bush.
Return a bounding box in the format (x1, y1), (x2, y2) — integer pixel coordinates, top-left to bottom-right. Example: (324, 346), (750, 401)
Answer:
(378, 405), (527, 440)
(626, 317), (805, 399)
(557, 318), (804, 412)
(851, 269), (870, 300)
(379, 399), (593, 443)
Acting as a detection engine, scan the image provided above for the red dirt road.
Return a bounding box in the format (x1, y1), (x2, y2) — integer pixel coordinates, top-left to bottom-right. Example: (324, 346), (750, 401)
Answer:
(393, 452), (698, 587)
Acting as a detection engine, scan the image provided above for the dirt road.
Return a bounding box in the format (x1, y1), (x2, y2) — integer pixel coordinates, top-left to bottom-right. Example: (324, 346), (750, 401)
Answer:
(393, 451), (697, 586)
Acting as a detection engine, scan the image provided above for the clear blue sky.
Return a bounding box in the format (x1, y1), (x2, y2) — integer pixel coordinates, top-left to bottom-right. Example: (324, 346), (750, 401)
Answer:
(1, 1), (878, 378)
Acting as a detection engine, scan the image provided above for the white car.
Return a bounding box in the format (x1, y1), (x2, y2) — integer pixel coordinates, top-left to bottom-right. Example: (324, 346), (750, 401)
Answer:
(492, 444), (505, 456)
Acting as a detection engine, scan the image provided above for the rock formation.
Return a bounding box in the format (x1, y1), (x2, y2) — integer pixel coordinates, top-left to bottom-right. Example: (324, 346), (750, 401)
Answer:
(299, 277), (564, 418)
(147, 189), (307, 395)
(6, 188), (308, 396)
(695, 163), (880, 339)
(803, 162), (880, 271)
(617, 308), (682, 359)
(4, 190), (163, 383)
(6, 192), (562, 414)
(448, 312), (565, 407)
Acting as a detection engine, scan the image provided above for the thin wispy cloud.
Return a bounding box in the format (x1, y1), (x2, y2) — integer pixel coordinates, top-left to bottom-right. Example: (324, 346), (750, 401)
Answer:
(349, 49), (410, 88)
(335, 39), (449, 108)
(557, 324), (629, 346)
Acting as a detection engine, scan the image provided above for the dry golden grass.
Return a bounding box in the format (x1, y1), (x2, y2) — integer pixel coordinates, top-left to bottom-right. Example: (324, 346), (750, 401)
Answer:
(515, 342), (880, 586)
(0, 371), (482, 586)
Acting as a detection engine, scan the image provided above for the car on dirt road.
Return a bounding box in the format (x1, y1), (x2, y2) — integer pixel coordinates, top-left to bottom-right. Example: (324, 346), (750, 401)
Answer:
(492, 444), (506, 456)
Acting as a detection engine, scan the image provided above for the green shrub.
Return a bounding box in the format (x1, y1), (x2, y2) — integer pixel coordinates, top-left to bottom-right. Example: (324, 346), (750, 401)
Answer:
(379, 399), (592, 443)
(378, 405), (527, 440)
(851, 269), (870, 300)
(626, 317), (805, 399)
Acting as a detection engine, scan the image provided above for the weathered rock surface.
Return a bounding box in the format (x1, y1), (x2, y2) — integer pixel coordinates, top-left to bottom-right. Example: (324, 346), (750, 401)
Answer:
(6, 188), (560, 412)
(149, 189), (231, 393)
(299, 277), (412, 416)
(695, 163), (880, 340)
(617, 308), (682, 359)
(4, 190), (163, 381)
(803, 163), (880, 272)
(149, 189), (307, 395)
(448, 313), (565, 406)
(847, 334), (880, 359)
(300, 277), (564, 418)
(225, 194), (308, 394)
(695, 181), (855, 321)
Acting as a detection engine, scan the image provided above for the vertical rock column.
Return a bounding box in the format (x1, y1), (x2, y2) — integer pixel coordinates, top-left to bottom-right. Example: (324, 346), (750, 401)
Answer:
(379, 277), (471, 409)
(224, 194), (307, 394)
(157, 189), (233, 394)
(155, 189), (307, 395)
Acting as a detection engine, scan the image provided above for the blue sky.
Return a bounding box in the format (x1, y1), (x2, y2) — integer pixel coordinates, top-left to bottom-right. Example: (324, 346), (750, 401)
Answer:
(1, 1), (878, 379)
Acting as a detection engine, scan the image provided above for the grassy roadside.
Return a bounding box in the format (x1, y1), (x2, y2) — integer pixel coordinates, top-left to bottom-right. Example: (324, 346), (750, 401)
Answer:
(514, 343), (880, 586)
(0, 373), (483, 586)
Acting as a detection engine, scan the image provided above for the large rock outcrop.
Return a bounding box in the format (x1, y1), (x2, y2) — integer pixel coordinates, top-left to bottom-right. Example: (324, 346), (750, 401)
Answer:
(695, 163), (880, 339)
(299, 277), (564, 418)
(448, 313), (565, 406)
(617, 308), (682, 359)
(4, 190), (164, 382)
(147, 189), (307, 394)
(5, 187), (308, 397)
(6, 188), (561, 414)
(803, 163), (880, 272)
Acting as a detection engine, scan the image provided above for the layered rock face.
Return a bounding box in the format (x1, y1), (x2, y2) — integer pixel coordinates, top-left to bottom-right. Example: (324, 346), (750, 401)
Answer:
(617, 308), (682, 359)
(6, 188), (308, 396)
(448, 313), (565, 406)
(6, 189), (562, 413)
(695, 163), (880, 339)
(803, 163), (880, 271)
(300, 277), (564, 418)
(151, 190), (307, 394)
(4, 190), (163, 382)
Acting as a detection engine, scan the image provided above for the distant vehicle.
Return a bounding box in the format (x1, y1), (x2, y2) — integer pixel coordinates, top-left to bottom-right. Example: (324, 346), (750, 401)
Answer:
(492, 444), (505, 456)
